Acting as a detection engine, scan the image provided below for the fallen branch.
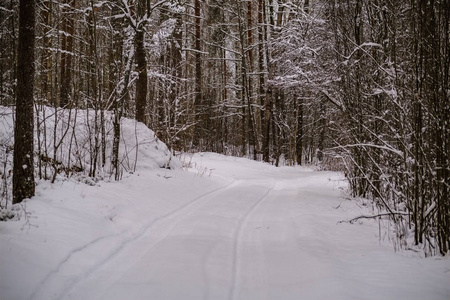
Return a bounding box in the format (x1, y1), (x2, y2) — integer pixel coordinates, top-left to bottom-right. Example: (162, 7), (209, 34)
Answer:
(338, 212), (411, 224)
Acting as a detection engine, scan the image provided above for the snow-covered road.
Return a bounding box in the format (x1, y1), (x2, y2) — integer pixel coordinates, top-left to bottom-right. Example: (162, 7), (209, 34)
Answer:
(1, 153), (449, 300)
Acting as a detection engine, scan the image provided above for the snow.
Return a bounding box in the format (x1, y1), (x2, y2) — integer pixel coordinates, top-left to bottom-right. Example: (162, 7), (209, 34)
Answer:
(0, 105), (179, 180)
(1, 151), (449, 300)
(1, 106), (449, 299)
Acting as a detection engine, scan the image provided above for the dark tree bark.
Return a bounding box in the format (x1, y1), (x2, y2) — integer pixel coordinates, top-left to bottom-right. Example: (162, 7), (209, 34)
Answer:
(60, 0), (75, 107)
(317, 99), (325, 162)
(296, 98), (303, 165)
(194, 0), (203, 147)
(135, 30), (147, 123)
(435, 0), (450, 256)
(40, 0), (51, 102)
(13, 0), (36, 204)
(263, 0), (273, 163)
(247, 0), (258, 160)
(135, 0), (148, 124)
(258, 0), (266, 161)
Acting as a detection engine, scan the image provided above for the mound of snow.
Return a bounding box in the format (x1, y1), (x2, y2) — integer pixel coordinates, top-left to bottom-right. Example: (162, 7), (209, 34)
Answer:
(116, 118), (181, 171)
(0, 105), (180, 180)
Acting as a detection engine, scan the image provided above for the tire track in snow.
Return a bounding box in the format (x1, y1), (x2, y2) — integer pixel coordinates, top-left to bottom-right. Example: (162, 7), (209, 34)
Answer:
(29, 231), (124, 300)
(54, 180), (238, 300)
(229, 182), (274, 300)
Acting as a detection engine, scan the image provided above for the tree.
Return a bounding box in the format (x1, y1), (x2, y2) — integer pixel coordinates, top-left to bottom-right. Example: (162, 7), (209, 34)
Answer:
(13, 0), (36, 204)
(135, 0), (149, 124)
(2, 0), (447, 255)
(323, 0), (449, 255)
(59, 0), (75, 107)
(0, 1), (17, 106)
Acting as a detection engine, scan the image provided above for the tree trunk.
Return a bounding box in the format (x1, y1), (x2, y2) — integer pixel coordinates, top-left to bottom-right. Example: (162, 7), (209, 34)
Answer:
(435, 0), (450, 255)
(296, 98), (303, 165)
(135, 0), (148, 124)
(258, 0), (266, 161)
(194, 0), (203, 148)
(135, 32), (147, 123)
(60, 0), (75, 107)
(13, 0), (36, 204)
(247, 0), (258, 160)
(263, 0), (273, 163)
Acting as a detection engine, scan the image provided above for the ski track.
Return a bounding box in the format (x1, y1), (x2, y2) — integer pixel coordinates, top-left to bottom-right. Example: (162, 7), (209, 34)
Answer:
(5, 155), (449, 300)
(28, 180), (235, 300)
(228, 183), (274, 300)
(55, 179), (238, 300)
(28, 231), (124, 300)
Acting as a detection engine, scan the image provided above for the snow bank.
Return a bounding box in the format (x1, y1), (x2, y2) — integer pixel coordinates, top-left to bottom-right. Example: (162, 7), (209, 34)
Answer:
(0, 105), (180, 207)
(117, 117), (181, 171)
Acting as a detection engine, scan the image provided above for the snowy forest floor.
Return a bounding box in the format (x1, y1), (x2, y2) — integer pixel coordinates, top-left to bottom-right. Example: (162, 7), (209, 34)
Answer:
(1, 152), (449, 300)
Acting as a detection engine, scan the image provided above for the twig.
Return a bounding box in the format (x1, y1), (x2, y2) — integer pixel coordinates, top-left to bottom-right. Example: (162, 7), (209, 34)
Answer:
(338, 212), (411, 224)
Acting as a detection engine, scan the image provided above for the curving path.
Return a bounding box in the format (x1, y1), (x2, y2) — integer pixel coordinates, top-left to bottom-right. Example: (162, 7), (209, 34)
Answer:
(3, 153), (449, 300)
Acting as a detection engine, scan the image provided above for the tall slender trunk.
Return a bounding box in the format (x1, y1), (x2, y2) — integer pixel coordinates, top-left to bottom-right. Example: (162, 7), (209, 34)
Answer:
(135, 0), (148, 124)
(296, 98), (303, 165)
(194, 0), (203, 147)
(13, 0), (36, 204)
(258, 0), (266, 161)
(263, 0), (274, 162)
(135, 29), (147, 123)
(435, 0), (450, 255)
(60, 0), (75, 107)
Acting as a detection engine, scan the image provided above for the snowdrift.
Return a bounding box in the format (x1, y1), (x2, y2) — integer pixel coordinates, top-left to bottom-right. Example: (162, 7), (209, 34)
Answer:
(0, 105), (180, 204)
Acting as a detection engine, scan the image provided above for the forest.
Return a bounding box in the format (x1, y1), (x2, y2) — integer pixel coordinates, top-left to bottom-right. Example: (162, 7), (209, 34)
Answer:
(0, 0), (448, 256)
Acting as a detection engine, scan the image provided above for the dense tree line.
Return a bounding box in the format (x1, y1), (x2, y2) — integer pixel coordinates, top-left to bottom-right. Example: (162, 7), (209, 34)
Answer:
(325, 0), (449, 256)
(1, 0), (448, 255)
